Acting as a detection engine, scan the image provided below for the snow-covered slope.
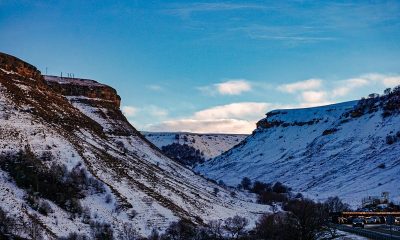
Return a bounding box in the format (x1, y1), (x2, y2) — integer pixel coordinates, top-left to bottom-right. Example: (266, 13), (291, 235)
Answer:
(143, 132), (247, 159)
(0, 52), (268, 239)
(197, 99), (400, 207)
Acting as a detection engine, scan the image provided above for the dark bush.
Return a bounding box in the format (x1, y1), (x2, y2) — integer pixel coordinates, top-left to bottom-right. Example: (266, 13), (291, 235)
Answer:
(272, 182), (290, 194)
(105, 194), (112, 204)
(0, 207), (16, 239)
(213, 187), (220, 195)
(240, 177), (252, 190)
(38, 200), (53, 216)
(127, 209), (138, 220)
(223, 215), (249, 239)
(90, 221), (114, 240)
(251, 181), (271, 195)
(148, 229), (160, 240)
(59, 232), (90, 240)
(218, 180), (225, 187)
(82, 206), (91, 224)
(322, 128), (338, 136)
(162, 220), (196, 240)
(254, 213), (299, 240)
(386, 135), (395, 144)
(0, 148), (104, 216)
(283, 198), (329, 240)
(377, 163), (386, 169)
(258, 191), (288, 205)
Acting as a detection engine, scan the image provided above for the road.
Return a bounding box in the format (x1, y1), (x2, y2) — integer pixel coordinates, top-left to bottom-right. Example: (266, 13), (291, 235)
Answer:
(336, 224), (400, 240)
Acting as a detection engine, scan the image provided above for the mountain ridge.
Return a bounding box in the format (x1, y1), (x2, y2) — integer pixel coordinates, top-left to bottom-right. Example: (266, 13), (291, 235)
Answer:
(0, 52), (268, 239)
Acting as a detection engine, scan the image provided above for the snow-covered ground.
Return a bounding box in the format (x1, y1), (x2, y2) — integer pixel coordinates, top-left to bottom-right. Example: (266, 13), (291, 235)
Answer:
(197, 101), (400, 207)
(335, 231), (370, 240)
(0, 55), (269, 239)
(143, 132), (247, 159)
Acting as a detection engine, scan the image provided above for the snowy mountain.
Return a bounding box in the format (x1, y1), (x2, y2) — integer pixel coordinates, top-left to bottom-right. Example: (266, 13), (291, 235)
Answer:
(0, 52), (268, 239)
(197, 95), (400, 207)
(143, 132), (247, 160)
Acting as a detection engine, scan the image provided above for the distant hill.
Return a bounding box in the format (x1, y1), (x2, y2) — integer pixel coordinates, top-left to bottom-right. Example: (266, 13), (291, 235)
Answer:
(143, 132), (247, 160)
(197, 91), (400, 206)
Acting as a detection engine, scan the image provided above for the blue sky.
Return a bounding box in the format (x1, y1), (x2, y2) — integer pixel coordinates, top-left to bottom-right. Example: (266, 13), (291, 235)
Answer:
(1, 0), (400, 133)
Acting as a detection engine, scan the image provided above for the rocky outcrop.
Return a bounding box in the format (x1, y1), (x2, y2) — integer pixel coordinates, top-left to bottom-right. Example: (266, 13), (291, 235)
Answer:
(0, 52), (43, 81)
(44, 75), (121, 108)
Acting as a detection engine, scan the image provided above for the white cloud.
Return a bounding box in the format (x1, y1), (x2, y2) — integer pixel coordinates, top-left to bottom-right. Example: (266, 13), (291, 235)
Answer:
(194, 102), (269, 120)
(215, 79), (252, 95)
(121, 106), (138, 117)
(277, 78), (322, 93)
(331, 74), (400, 97)
(331, 78), (369, 97)
(199, 79), (252, 96)
(360, 73), (400, 87)
(300, 91), (329, 104)
(382, 76), (400, 87)
(122, 105), (168, 122)
(278, 73), (400, 108)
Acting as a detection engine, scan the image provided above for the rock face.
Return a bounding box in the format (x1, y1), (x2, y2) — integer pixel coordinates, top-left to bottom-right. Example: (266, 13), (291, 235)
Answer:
(0, 52), (267, 239)
(44, 75), (121, 108)
(0, 52), (42, 81)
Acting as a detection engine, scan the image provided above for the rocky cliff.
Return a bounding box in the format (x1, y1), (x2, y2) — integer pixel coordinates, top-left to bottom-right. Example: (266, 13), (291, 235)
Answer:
(0, 52), (43, 81)
(44, 75), (121, 108)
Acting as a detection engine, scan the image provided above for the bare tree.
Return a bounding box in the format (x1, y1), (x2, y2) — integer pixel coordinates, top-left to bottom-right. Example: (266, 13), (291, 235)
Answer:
(119, 222), (140, 240)
(0, 207), (16, 238)
(324, 196), (350, 213)
(26, 215), (43, 240)
(148, 229), (160, 240)
(254, 212), (299, 240)
(284, 199), (329, 240)
(207, 219), (224, 239)
(223, 215), (248, 239)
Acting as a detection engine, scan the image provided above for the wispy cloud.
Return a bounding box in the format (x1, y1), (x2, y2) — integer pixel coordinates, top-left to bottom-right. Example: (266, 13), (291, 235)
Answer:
(331, 78), (369, 97)
(163, 3), (266, 18)
(147, 105), (168, 117)
(277, 79), (323, 93)
(146, 84), (163, 91)
(233, 25), (337, 44)
(121, 106), (138, 117)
